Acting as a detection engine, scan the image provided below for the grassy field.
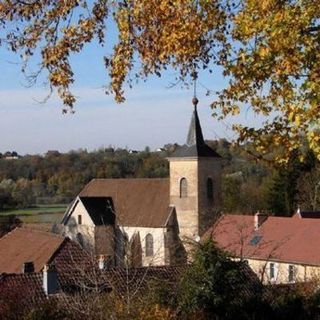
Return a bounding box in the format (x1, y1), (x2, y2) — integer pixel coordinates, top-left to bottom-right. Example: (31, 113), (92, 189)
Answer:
(0, 204), (67, 217)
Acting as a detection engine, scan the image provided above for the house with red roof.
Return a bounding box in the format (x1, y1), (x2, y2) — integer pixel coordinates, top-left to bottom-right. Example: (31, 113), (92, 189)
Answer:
(0, 227), (91, 274)
(206, 212), (320, 284)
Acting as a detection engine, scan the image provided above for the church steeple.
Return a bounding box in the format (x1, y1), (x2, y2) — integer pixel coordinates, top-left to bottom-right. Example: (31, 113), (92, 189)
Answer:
(168, 94), (222, 241)
(170, 98), (221, 158)
(186, 97), (205, 147)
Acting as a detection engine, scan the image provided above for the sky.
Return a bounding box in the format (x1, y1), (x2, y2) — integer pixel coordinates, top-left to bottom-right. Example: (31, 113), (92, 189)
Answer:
(0, 17), (265, 155)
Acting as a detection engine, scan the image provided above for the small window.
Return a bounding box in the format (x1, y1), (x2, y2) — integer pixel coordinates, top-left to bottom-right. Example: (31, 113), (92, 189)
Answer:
(249, 235), (262, 246)
(78, 215), (82, 225)
(207, 178), (213, 200)
(288, 265), (295, 282)
(270, 262), (275, 280)
(180, 178), (188, 198)
(145, 233), (154, 257)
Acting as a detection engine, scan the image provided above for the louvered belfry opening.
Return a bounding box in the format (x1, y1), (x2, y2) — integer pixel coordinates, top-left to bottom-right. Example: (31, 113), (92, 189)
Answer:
(207, 178), (213, 200)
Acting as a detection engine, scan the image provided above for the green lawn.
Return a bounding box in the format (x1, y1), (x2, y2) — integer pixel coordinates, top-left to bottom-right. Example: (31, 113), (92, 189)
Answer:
(0, 204), (67, 216)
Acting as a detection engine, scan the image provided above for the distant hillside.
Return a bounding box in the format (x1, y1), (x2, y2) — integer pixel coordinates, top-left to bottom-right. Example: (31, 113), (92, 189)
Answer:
(0, 140), (318, 215)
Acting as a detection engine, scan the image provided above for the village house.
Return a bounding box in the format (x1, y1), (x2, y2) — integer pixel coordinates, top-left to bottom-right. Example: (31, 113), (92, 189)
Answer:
(207, 211), (320, 284)
(0, 264), (187, 317)
(61, 98), (222, 267)
(0, 227), (91, 274)
(2, 151), (20, 160)
(0, 260), (259, 318)
(58, 98), (320, 284)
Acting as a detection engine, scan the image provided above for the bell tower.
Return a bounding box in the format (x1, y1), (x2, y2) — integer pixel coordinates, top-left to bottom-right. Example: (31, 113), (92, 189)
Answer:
(168, 98), (222, 241)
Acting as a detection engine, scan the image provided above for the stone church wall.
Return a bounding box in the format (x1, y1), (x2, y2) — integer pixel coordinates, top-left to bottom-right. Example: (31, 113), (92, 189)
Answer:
(120, 226), (167, 266)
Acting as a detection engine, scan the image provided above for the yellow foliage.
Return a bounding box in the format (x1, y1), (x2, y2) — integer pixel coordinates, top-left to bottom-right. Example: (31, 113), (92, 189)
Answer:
(0, 0), (320, 161)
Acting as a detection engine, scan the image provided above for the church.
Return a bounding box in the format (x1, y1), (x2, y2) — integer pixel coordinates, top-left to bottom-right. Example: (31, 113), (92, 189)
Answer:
(61, 98), (222, 267)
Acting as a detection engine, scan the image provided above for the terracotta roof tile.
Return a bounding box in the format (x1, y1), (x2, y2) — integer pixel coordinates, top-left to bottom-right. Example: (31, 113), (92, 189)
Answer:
(0, 265), (187, 309)
(0, 227), (91, 274)
(206, 214), (320, 266)
(22, 223), (55, 232)
(0, 227), (64, 273)
(49, 238), (93, 272)
(78, 178), (171, 227)
(0, 272), (46, 316)
(0, 264), (259, 314)
(101, 265), (186, 296)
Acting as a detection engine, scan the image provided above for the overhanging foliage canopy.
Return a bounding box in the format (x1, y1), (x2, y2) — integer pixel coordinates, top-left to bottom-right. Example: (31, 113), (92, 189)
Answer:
(0, 0), (319, 161)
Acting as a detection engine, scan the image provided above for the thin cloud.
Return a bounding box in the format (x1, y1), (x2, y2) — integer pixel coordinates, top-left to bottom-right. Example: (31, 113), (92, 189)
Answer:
(0, 86), (266, 155)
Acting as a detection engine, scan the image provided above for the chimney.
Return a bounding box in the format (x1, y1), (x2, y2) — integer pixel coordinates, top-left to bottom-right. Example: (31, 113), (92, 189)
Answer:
(296, 206), (301, 217)
(22, 261), (34, 273)
(98, 255), (106, 270)
(254, 212), (268, 230)
(43, 263), (58, 296)
(98, 254), (112, 270)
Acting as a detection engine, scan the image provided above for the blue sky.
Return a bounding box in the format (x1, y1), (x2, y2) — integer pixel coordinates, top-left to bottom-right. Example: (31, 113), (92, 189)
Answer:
(0, 21), (264, 155)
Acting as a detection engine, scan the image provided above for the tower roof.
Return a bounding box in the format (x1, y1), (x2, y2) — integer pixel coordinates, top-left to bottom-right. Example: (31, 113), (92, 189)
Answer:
(170, 104), (221, 158)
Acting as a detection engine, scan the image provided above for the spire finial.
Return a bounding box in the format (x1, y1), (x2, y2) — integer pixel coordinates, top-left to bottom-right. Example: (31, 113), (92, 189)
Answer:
(191, 70), (198, 109)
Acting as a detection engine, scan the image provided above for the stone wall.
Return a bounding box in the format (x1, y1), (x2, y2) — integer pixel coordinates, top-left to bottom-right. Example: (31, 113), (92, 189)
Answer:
(120, 226), (167, 266)
(169, 159), (199, 241)
(247, 258), (320, 284)
(197, 158), (222, 235)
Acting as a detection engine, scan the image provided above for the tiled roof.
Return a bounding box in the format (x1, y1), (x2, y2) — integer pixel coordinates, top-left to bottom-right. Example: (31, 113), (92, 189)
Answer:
(101, 265), (186, 297)
(205, 214), (320, 266)
(76, 178), (171, 228)
(49, 238), (93, 272)
(0, 227), (91, 274)
(0, 272), (46, 316)
(22, 223), (55, 232)
(0, 227), (64, 273)
(0, 265), (187, 310)
(237, 262), (261, 297)
(0, 263), (260, 317)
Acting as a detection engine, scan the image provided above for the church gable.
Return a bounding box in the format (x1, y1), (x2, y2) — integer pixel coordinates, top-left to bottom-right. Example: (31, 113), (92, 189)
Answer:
(62, 198), (94, 228)
(59, 99), (222, 267)
(62, 197), (115, 227)
(79, 178), (171, 228)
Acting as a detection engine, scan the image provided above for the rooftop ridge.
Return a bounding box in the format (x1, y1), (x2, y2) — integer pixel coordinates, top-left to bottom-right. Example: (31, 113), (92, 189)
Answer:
(89, 178), (169, 182)
(0, 225), (66, 241)
(17, 226), (64, 239)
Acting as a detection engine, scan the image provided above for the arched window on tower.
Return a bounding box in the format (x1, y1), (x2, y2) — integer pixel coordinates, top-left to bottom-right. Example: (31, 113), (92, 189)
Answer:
(145, 233), (154, 257)
(180, 178), (188, 198)
(207, 178), (214, 200)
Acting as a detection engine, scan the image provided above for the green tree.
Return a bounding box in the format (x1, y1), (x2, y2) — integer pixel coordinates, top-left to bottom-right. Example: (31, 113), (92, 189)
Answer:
(222, 175), (242, 213)
(267, 171), (290, 216)
(178, 240), (260, 319)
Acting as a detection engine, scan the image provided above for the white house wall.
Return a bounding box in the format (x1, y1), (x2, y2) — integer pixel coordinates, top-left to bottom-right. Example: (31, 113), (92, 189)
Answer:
(246, 258), (320, 284)
(121, 226), (166, 266)
(63, 199), (95, 250)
